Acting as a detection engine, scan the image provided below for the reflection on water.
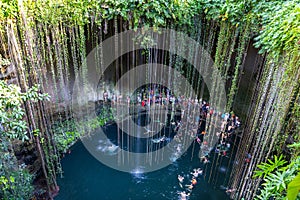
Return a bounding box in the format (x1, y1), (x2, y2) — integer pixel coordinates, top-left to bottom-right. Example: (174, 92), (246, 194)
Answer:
(131, 166), (147, 182)
(131, 168), (147, 184)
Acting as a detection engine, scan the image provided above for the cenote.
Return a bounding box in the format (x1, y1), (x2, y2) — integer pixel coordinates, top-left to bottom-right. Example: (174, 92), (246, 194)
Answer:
(56, 99), (235, 199)
(55, 141), (230, 200)
(0, 1), (299, 200)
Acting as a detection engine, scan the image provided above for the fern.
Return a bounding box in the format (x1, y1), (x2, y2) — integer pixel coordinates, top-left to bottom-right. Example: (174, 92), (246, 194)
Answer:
(255, 145), (300, 200)
(254, 155), (287, 178)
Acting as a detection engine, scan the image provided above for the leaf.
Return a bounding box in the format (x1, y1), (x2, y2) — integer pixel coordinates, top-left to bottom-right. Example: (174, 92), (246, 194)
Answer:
(254, 155), (287, 178)
(10, 176), (15, 183)
(287, 172), (300, 200)
(288, 142), (300, 149)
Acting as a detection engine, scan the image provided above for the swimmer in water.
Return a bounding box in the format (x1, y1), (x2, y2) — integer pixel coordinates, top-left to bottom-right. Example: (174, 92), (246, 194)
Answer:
(190, 171), (199, 177)
(178, 175), (184, 188)
(196, 168), (203, 175)
(191, 178), (197, 185)
(107, 144), (118, 152)
(176, 145), (182, 153)
(191, 168), (203, 177)
(143, 127), (155, 135)
(151, 135), (166, 143)
(196, 137), (201, 144)
(178, 191), (190, 200)
(185, 183), (194, 191)
(160, 135), (167, 142)
(226, 188), (236, 194)
(201, 156), (210, 164)
(178, 175), (184, 182)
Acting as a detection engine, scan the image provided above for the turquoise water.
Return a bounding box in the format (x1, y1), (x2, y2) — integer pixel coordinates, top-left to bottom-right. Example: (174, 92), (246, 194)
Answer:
(56, 99), (233, 200)
(55, 140), (230, 200)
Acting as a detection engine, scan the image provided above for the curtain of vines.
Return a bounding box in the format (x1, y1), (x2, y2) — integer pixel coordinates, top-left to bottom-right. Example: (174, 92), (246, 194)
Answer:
(0, 0), (299, 199)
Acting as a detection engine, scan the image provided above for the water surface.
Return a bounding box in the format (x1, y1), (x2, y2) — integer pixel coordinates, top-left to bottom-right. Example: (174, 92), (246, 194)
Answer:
(56, 140), (230, 200)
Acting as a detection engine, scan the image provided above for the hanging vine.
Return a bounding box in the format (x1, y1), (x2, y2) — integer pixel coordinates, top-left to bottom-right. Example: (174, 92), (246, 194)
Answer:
(0, 0), (299, 199)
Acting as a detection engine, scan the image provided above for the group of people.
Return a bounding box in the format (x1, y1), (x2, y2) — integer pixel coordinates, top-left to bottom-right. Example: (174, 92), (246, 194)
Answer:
(198, 113), (241, 166)
(177, 168), (203, 199)
(102, 85), (242, 160)
(214, 112), (241, 157)
(104, 85), (242, 156)
(100, 86), (243, 198)
(103, 84), (214, 110)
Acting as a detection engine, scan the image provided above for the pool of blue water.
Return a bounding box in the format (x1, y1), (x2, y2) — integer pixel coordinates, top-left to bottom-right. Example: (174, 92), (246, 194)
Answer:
(55, 139), (230, 200)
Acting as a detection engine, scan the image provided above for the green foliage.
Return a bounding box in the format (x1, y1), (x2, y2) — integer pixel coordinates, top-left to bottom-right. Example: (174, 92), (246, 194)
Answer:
(53, 105), (114, 153)
(254, 145), (300, 200)
(29, 0), (101, 26)
(13, 0), (194, 27)
(254, 0), (300, 54)
(289, 143), (300, 149)
(2, 0), (298, 58)
(0, 165), (34, 200)
(0, 80), (49, 199)
(0, 0), (254, 28)
(254, 155), (287, 178)
(0, 81), (50, 141)
(0, 1), (299, 198)
(0, 55), (10, 66)
(55, 131), (79, 153)
(0, 0), (19, 19)
(287, 172), (300, 200)
(52, 119), (79, 153)
(0, 141), (33, 199)
(203, 0), (254, 26)
(1, 0), (299, 55)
